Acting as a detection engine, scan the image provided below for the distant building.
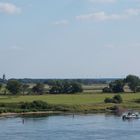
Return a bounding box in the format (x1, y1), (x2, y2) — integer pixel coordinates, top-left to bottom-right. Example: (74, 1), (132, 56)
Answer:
(3, 74), (6, 81)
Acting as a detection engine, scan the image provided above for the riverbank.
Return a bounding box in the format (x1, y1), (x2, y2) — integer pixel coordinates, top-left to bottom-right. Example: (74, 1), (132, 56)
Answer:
(0, 111), (65, 117)
(0, 102), (139, 117)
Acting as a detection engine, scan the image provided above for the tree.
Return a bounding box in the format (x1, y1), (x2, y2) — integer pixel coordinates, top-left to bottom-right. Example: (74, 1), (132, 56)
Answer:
(103, 87), (112, 93)
(22, 84), (30, 95)
(6, 80), (22, 95)
(70, 82), (83, 93)
(49, 82), (83, 94)
(125, 75), (140, 92)
(32, 83), (45, 94)
(109, 80), (124, 93)
(103, 80), (124, 93)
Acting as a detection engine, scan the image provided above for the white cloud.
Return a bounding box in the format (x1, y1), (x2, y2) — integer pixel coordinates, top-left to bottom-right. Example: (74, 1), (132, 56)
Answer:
(0, 2), (21, 15)
(125, 8), (140, 16)
(89, 0), (116, 4)
(76, 11), (124, 21)
(76, 8), (140, 21)
(53, 20), (69, 26)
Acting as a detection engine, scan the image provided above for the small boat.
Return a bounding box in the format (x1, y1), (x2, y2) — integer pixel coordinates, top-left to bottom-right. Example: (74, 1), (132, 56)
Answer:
(122, 112), (139, 120)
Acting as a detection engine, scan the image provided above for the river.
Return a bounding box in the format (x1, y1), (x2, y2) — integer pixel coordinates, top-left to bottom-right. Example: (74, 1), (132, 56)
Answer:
(0, 114), (140, 140)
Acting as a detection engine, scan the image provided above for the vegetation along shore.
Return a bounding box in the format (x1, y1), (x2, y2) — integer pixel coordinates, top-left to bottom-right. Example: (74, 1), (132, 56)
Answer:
(1, 75), (140, 115)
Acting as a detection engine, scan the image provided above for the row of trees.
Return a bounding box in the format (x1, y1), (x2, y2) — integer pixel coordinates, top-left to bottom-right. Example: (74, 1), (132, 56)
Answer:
(0, 80), (83, 95)
(103, 75), (140, 93)
(49, 82), (83, 94)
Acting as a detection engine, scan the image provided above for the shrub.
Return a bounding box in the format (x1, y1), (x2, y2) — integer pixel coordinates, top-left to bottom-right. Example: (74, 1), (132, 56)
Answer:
(104, 95), (123, 104)
(104, 97), (113, 103)
(134, 99), (140, 103)
(103, 87), (112, 93)
(20, 100), (49, 110)
(113, 95), (123, 103)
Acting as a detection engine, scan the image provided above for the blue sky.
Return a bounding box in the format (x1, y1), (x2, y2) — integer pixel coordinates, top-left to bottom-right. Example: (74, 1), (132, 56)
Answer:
(0, 0), (140, 78)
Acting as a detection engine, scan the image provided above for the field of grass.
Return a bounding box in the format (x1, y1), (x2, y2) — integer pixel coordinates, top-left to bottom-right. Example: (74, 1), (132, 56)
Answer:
(0, 93), (140, 113)
(82, 84), (107, 93)
(0, 93), (139, 105)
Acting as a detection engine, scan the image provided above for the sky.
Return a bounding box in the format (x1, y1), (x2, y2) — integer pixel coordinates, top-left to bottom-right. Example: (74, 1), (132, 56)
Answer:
(0, 0), (140, 79)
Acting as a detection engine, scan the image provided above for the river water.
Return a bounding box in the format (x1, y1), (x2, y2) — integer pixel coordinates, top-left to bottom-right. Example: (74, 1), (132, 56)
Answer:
(0, 114), (140, 140)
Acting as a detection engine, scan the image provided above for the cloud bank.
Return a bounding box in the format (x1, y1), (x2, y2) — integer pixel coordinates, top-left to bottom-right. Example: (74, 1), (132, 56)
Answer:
(0, 2), (21, 15)
(76, 8), (140, 21)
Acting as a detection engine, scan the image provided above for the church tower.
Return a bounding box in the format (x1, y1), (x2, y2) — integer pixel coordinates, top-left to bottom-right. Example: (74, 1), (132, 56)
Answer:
(3, 74), (6, 81)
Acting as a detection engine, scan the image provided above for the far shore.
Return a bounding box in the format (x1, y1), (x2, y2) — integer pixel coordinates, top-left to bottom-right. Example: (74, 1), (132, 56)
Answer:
(0, 111), (66, 117)
(0, 108), (138, 118)
(0, 110), (116, 117)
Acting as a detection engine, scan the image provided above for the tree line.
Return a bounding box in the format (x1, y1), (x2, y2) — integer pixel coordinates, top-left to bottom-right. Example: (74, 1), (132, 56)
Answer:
(0, 78), (115, 85)
(0, 80), (83, 95)
(0, 74), (140, 95)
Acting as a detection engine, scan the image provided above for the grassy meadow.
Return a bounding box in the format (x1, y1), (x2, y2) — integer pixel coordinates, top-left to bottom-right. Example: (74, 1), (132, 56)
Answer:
(0, 93), (140, 109)
(0, 83), (140, 113)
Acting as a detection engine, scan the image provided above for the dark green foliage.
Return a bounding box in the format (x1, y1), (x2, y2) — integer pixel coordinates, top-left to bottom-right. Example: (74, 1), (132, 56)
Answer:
(103, 80), (124, 93)
(134, 99), (140, 103)
(71, 82), (83, 93)
(49, 82), (83, 94)
(20, 100), (49, 110)
(104, 97), (113, 103)
(0, 83), (2, 90)
(6, 80), (22, 95)
(113, 95), (123, 103)
(22, 84), (29, 94)
(109, 80), (124, 93)
(104, 95), (123, 104)
(125, 75), (140, 92)
(136, 86), (140, 92)
(32, 83), (45, 94)
(103, 87), (112, 93)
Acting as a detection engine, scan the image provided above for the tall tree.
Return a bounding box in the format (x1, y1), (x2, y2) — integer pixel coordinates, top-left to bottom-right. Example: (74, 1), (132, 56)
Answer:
(6, 80), (22, 95)
(125, 75), (140, 92)
(32, 83), (45, 94)
(22, 84), (30, 95)
(109, 80), (125, 93)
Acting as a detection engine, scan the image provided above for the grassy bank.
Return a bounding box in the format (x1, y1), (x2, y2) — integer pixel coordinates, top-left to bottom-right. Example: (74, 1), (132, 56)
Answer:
(0, 93), (140, 114)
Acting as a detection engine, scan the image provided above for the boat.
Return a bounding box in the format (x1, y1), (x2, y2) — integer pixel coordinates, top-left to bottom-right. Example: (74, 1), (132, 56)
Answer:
(122, 112), (139, 120)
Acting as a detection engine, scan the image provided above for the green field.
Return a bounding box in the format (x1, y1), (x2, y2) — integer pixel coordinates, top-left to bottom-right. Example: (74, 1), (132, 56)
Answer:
(0, 93), (140, 113)
(0, 93), (139, 105)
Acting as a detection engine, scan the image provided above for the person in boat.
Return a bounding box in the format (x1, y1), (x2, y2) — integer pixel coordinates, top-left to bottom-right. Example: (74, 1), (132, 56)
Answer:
(122, 112), (139, 120)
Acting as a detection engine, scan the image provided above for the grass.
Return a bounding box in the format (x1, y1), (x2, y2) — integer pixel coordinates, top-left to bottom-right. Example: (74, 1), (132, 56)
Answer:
(0, 93), (113, 104)
(0, 93), (140, 113)
(0, 93), (139, 104)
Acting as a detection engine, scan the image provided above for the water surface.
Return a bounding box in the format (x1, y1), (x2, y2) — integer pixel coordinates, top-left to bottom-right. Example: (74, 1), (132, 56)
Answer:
(0, 114), (140, 140)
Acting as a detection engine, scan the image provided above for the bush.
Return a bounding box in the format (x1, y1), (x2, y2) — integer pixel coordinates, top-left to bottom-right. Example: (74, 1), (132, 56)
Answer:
(104, 95), (123, 104)
(113, 95), (123, 103)
(20, 100), (49, 110)
(133, 99), (140, 103)
(103, 87), (112, 93)
(104, 97), (113, 103)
